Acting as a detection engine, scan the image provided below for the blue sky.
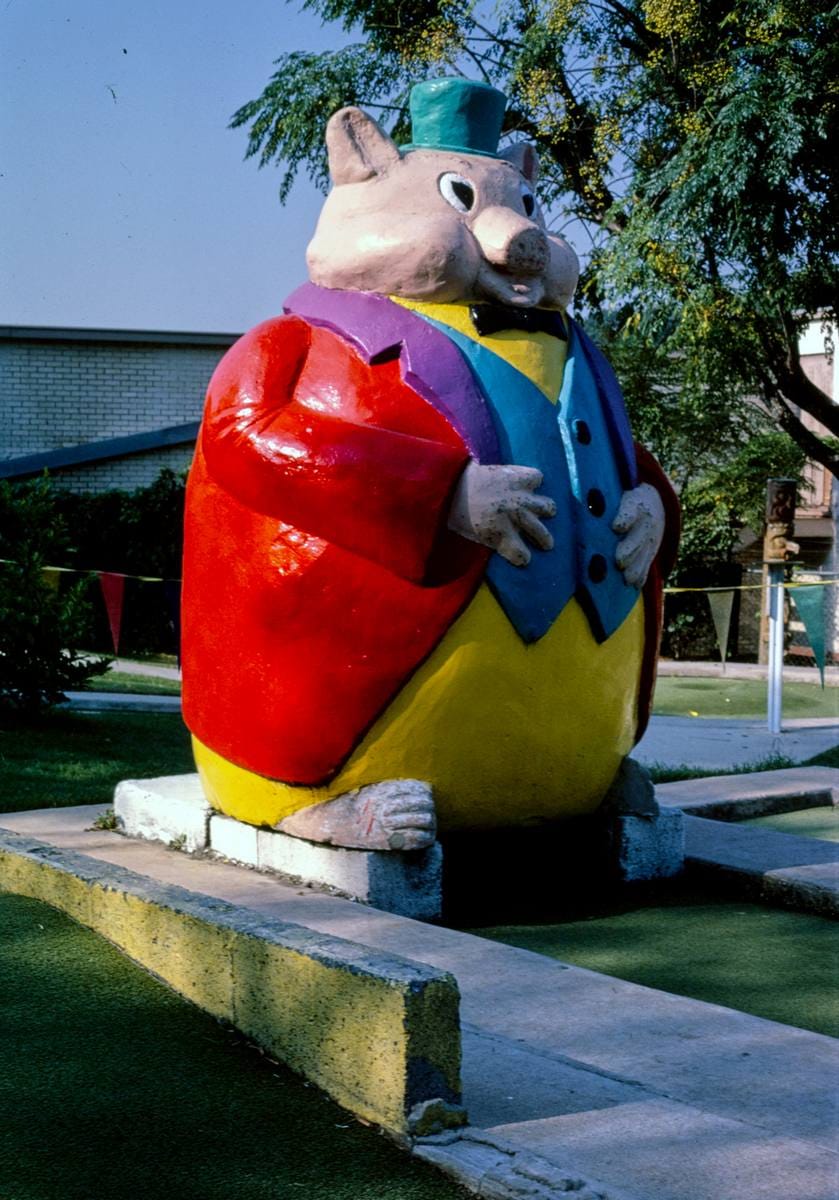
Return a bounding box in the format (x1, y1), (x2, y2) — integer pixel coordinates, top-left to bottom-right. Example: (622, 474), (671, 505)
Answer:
(1, 0), (349, 332)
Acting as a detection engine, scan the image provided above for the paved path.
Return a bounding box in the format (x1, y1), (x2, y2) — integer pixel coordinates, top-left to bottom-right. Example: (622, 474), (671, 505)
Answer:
(657, 660), (839, 686)
(635, 715), (839, 771)
(2, 803), (837, 1200)
(110, 657), (181, 680)
(107, 656), (838, 686)
(65, 689), (839, 771)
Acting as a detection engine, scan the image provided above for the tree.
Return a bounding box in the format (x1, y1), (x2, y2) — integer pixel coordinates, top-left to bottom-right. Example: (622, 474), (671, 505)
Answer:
(231, 0), (838, 472)
(0, 478), (107, 714)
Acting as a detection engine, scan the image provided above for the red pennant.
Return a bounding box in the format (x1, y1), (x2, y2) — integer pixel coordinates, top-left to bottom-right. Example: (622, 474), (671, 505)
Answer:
(98, 572), (126, 654)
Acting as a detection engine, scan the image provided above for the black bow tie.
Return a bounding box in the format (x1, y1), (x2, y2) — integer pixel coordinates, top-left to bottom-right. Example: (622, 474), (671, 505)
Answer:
(470, 303), (567, 340)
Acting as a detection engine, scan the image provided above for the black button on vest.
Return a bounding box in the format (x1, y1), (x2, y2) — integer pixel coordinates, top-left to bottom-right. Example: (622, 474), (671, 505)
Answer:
(588, 554), (608, 583)
(587, 488), (606, 517)
(573, 419), (591, 444)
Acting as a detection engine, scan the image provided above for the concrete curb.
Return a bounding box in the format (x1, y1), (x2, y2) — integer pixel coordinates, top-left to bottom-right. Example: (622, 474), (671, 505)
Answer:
(684, 816), (839, 916)
(658, 767), (839, 915)
(415, 1128), (637, 1200)
(0, 827), (464, 1138)
(656, 766), (839, 821)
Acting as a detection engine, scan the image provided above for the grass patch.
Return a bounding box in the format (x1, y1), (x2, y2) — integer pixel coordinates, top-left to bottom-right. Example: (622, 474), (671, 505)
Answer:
(466, 885), (839, 1037)
(646, 754), (797, 784)
(652, 676), (839, 719)
(0, 710), (194, 812)
(85, 670), (181, 695)
(0, 893), (468, 1200)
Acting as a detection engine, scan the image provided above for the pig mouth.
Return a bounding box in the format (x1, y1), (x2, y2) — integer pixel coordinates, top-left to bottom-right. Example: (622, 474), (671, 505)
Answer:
(475, 267), (547, 308)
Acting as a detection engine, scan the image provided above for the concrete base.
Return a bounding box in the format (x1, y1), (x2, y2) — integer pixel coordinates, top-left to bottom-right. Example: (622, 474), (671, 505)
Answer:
(610, 808), (684, 882)
(114, 774), (443, 921)
(114, 775), (210, 852)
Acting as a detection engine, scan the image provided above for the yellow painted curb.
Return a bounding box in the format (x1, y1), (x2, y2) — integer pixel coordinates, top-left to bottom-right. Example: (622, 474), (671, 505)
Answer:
(0, 828), (465, 1137)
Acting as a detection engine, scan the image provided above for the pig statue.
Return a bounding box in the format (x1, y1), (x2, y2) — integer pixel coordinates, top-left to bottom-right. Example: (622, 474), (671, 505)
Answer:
(182, 77), (679, 855)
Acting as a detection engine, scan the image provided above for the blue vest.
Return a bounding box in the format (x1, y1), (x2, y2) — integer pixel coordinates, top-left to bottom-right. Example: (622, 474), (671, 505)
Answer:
(418, 315), (640, 645)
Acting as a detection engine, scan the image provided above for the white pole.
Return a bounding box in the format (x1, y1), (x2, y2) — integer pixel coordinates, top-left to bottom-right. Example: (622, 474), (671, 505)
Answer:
(767, 563), (785, 734)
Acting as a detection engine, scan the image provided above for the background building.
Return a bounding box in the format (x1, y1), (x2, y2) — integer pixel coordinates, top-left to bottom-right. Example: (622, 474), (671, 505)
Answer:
(0, 326), (238, 493)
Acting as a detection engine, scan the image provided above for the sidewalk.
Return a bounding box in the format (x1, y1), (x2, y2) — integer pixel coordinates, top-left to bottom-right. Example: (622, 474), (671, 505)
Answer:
(109, 656), (836, 686)
(657, 659), (839, 685)
(64, 689), (839, 773)
(635, 715), (839, 772)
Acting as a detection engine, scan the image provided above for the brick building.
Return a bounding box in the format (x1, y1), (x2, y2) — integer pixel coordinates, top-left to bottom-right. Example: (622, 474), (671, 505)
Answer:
(0, 326), (239, 493)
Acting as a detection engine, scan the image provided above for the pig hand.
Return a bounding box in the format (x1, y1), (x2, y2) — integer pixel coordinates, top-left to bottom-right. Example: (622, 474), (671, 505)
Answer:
(447, 462), (556, 567)
(612, 483), (665, 588)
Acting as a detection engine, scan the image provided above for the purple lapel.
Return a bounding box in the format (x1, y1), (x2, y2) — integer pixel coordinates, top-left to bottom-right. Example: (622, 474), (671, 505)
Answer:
(283, 284), (501, 464)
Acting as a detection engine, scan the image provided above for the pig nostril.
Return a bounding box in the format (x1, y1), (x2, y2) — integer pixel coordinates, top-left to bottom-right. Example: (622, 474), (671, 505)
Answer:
(505, 228), (549, 275)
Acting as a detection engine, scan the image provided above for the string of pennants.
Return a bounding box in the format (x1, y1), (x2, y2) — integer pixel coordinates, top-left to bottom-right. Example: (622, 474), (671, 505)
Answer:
(1, 559), (181, 659)
(670, 578), (836, 685)
(5, 558), (838, 677)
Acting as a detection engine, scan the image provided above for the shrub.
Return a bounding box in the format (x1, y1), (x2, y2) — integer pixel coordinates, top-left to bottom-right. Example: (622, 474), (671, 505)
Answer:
(0, 478), (108, 713)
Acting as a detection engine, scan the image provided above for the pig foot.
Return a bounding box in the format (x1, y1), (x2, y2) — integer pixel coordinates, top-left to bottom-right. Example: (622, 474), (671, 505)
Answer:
(601, 757), (659, 819)
(276, 780), (436, 851)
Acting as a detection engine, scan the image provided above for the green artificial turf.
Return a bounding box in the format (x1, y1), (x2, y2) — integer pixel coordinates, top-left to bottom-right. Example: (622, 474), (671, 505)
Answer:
(0, 893), (468, 1200)
(652, 676), (839, 719)
(468, 887), (839, 1037)
(743, 806), (839, 841)
(0, 711), (194, 812)
(86, 670), (182, 695)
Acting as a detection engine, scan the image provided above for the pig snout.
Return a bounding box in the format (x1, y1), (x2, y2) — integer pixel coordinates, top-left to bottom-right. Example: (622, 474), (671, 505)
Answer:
(471, 207), (550, 276)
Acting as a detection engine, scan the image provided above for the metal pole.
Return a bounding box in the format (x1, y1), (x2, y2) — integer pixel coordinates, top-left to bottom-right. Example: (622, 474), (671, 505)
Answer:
(766, 563), (785, 734)
(763, 479), (797, 736)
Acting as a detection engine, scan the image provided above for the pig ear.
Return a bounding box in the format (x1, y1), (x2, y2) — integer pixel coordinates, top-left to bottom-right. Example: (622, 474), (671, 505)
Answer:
(326, 107), (401, 185)
(501, 142), (540, 187)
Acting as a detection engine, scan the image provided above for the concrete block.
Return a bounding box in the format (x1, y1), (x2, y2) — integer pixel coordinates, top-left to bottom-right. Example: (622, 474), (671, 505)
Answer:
(209, 814), (259, 866)
(256, 828), (443, 920)
(0, 826), (464, 1138)
(614, 808), (684, 881)
(114, 774), (210, 852)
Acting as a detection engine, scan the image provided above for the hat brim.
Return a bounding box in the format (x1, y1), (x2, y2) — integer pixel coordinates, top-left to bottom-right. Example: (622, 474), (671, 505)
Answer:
(400, 142), (499, 158)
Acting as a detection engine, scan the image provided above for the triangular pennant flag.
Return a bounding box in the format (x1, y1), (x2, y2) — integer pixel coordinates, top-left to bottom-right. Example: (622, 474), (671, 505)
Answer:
(707, 590), (735, 667)
(97, 572), (126, 655)
(41, 567), (61, 592)
(790, 585), (827, 686)
(163, 579), (182, 666)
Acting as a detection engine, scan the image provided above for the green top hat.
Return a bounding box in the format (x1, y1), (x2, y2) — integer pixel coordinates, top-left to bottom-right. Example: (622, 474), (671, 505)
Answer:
(402, 77), (508, 158)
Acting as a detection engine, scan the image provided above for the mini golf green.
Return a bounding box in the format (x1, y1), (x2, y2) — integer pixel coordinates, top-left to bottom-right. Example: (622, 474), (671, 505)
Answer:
(743, 806), (839, 841)
(0, 893), (468, 1200)
(467, 887), (839, 1038)
(652, 676), (839, 719)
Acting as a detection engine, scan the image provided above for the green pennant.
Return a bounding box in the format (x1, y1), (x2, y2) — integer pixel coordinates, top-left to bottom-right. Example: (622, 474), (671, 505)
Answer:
(707, 590), (735, 667)
(790, 585), (827, 686)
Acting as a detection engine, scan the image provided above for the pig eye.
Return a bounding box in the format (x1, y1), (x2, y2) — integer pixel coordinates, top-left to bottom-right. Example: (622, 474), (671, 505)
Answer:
(439, 173), (475, 213)
(520, 184), (536, 217)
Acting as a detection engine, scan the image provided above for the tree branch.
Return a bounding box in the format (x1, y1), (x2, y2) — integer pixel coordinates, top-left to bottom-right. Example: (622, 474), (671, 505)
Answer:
(773, 398), (839, 477)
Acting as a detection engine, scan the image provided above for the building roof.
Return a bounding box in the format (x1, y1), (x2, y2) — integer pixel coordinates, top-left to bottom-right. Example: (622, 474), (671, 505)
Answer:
(0, 325), (240, 347)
